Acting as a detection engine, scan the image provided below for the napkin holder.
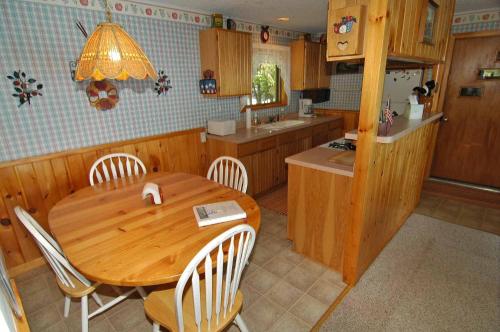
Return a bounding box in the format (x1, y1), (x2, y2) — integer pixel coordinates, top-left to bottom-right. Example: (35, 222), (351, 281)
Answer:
(404, 94), (424, 119)
(142, 182), (163, 205)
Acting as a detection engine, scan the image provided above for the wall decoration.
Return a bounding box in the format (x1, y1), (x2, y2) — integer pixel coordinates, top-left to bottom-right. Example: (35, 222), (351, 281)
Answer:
(199, 70), (216, 95)
(86, 80), (119, 111)
(333, 16), (357, 34)
(261, 26), (270, 43)
(211, 13), (223, 28)
(154, 70), (172, 96)
(6, 70), (43, 107)
(226, 18), (236, 30)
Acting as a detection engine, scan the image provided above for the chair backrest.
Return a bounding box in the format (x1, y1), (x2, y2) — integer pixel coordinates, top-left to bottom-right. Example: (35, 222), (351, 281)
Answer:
(175, 224), (256, 332)
(207, 157), (248, 193)
(14, 207), (91, 288)
(89, 153), (147, 186)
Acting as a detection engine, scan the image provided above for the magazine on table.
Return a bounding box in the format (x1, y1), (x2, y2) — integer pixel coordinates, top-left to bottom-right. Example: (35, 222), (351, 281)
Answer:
(193, 200), (247, 227)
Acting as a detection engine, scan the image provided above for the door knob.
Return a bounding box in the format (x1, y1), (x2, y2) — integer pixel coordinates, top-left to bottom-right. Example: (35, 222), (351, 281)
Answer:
(441, 116), (448, 123)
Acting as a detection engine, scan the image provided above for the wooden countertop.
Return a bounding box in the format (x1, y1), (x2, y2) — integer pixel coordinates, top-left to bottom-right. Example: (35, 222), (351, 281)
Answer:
(345, 112), (443, 143)
(207, 114), (342, 144)
(285, 146), (354, 177)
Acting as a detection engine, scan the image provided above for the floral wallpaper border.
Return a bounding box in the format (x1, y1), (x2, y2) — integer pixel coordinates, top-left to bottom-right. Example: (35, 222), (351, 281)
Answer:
(453, 9), (500, 26)
(23, 0), (303, 39)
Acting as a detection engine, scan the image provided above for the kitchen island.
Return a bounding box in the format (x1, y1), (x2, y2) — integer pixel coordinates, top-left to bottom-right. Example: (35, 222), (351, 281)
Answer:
(285, 112), (442, 275)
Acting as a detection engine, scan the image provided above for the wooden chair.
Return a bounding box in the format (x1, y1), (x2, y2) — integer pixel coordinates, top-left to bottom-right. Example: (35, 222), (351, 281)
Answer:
(207, 157), (248, 193)
(144, 224), (256, 332)
(14, 206), (146, 332)
(89, 153), (147, 186)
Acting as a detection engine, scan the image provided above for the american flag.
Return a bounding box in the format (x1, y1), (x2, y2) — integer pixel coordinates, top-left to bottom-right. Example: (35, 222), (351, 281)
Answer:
(384, 97), (393, 125)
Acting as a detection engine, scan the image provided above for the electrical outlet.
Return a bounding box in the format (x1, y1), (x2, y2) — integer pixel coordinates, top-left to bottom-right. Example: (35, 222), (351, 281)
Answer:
(200, 131), (207, 143)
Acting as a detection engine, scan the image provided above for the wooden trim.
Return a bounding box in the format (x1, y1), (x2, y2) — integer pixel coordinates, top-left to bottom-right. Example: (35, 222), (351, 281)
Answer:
(423, 180), (500, 209)
(0, 127), (205, 169)
(311, 285), (352, 331)
(11, 279), (30, 332)
(452, 30), (500, 39)
(7, 257), (45, 277)
(343, 0), (392, 286)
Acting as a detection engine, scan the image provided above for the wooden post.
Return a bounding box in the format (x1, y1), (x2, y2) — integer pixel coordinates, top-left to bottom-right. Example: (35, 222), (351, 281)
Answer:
(342, 0), (392, 285)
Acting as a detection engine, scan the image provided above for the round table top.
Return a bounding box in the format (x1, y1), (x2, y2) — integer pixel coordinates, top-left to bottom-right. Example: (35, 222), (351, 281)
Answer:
(48, 172), (261, 286)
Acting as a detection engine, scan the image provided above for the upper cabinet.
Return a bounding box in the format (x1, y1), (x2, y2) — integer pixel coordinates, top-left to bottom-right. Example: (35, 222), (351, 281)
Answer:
(387, 0), (455, 62)
(291, 40), (331, 90)
(326, 0), (455, 63)
(199, 28), (252, 97)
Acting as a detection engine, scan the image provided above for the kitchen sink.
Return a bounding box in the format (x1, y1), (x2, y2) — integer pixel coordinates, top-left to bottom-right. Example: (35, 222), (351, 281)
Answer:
(258, 120), (305, 131)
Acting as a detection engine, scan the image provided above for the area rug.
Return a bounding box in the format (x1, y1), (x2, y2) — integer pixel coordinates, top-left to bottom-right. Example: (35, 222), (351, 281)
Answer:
(256, 185), (288, 216)
(320, 213), (500, 331)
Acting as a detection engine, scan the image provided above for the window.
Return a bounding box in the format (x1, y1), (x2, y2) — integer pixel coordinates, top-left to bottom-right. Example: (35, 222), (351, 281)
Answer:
(250, 43), (291, 109)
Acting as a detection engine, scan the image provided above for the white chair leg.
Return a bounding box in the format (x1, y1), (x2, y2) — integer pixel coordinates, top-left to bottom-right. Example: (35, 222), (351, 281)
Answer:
(153, 322), (160, 332)
(136, 286), (147, 300)
(63, 296), (71, 318)
(234, 314), (249, 332)
(91, 293), (104, 307)
(81, 295), (89, 332)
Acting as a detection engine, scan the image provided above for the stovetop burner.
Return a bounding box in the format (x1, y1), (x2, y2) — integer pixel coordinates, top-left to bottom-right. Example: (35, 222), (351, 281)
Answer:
(328, 141), (356, 151)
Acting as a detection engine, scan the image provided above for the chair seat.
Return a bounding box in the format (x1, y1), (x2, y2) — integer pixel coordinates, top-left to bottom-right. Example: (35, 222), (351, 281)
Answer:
(56, 273), (100, 298)
(144, 278), (243, 332)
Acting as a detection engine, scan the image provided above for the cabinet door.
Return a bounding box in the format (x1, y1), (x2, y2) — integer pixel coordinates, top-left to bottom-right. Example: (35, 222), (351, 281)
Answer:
(217, 30), (252, 96)
(251, 149), (277, 195)
(239, 155), (254, 196)
(313, 123), (330, 147)
(297, 136), (313, 153)
(276, 141), (298, 185)
(318, 44), (331, 88)
(304, 42), (320, 89)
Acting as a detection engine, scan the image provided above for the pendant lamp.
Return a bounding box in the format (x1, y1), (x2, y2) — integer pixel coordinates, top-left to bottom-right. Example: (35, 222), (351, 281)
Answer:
(75, 0), (157, 81)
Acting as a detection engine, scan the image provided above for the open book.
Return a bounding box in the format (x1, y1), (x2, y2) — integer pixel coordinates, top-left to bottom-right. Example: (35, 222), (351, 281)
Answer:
(193, 200), (247, 227)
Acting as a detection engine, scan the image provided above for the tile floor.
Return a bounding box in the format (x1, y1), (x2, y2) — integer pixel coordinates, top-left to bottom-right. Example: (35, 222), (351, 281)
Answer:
(15, 208), (347, 332)
(416, 192), (500, 236)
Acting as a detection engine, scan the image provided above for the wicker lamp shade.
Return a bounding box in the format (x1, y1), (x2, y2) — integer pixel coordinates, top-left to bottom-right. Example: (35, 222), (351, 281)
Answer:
(75, 22), (157, 81)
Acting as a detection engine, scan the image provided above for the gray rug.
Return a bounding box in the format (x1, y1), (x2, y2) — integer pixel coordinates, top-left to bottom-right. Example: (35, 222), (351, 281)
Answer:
(321, 213), (500, 332)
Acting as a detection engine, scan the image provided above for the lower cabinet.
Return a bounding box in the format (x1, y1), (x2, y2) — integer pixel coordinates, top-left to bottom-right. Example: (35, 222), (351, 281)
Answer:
(207, 118), (343, 197)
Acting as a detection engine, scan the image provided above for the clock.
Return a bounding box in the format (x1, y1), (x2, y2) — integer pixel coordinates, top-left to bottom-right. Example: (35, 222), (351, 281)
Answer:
(261, 25), (270, 43)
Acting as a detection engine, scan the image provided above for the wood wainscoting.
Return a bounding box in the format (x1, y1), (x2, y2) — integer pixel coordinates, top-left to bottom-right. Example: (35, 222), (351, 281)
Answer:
(0, 128), (207, 270)
(345, 121), (439, 282)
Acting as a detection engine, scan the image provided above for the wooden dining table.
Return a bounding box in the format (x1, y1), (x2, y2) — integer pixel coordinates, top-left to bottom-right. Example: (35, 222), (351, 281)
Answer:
(48, 172), (260, 286)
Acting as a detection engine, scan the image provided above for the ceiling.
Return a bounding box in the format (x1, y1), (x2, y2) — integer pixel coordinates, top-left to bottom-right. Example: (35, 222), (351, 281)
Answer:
(147, 0), (500, 33)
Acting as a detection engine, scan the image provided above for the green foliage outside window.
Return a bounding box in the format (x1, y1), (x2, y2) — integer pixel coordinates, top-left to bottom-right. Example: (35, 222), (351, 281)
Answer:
(252, 64), (279, 105)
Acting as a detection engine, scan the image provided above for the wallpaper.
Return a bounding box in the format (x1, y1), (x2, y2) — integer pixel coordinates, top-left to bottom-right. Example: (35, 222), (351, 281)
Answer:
(0, 0), (300, 162)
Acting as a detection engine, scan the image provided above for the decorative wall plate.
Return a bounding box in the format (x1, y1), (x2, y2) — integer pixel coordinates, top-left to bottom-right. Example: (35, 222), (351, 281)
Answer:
(261, 25), (270, 43)
(86, 80), (119, 111)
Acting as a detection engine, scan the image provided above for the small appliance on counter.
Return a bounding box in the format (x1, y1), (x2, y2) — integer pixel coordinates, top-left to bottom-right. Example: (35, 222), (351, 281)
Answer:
(299, 98), (314, 117)
(207, 119), (236, 136)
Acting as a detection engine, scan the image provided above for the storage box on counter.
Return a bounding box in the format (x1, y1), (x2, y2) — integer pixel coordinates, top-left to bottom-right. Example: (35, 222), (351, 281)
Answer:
(207, 119), (236, 136)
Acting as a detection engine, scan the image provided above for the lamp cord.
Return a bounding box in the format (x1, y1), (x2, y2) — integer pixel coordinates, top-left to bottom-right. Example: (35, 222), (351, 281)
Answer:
(104, 0), (112, 22)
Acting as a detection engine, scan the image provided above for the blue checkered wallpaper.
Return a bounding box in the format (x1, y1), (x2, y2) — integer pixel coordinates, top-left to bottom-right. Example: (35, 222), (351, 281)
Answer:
(0, 0), (300, 162)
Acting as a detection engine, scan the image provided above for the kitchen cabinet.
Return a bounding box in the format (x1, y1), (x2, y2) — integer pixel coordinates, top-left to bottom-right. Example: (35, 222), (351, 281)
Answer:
(326, 0), (454, 63)
(199, 28), (252, 96)
(207, 118), (343, 196)
(291, 40), (331, 90)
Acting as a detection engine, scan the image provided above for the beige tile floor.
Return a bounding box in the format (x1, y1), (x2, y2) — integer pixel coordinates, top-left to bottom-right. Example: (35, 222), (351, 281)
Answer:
(15, 208), (347, 332)
(416, 192), (500, 236)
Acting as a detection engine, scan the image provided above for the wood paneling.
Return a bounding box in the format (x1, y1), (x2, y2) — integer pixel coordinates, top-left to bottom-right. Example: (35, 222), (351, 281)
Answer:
(288, 165), (352, 272)
(0, 128), (207, 270)
(353, 122), (438, 279)
(199, 28), (252, 97)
